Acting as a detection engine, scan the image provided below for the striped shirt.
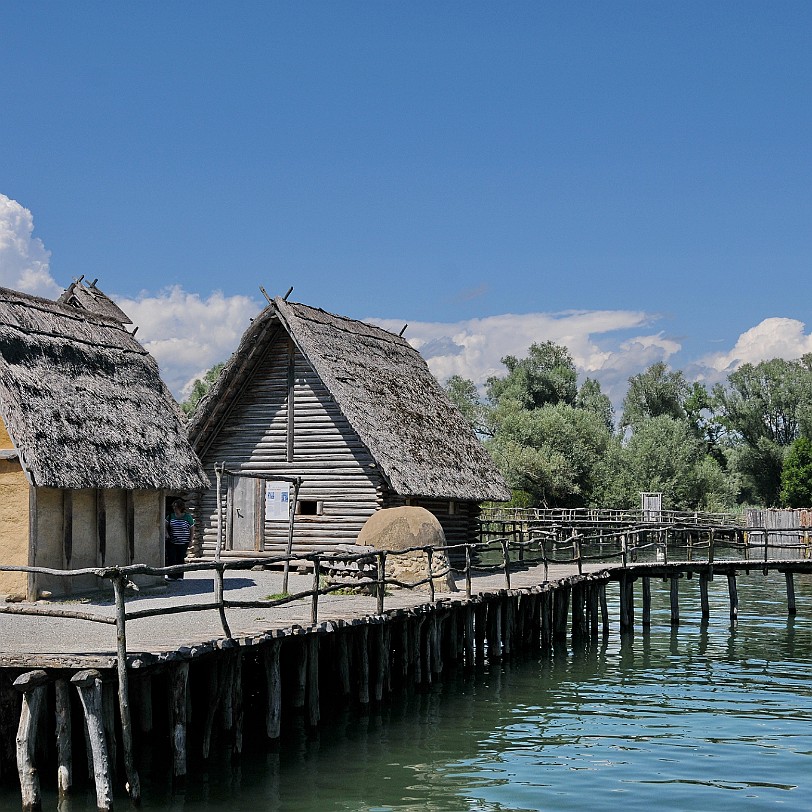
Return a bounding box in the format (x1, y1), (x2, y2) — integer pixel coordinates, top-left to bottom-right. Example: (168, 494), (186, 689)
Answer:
(167, 513), (193, 545)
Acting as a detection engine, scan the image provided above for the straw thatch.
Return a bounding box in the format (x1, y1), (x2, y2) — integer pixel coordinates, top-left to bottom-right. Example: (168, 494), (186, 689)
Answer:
(189, 298), (509, 502)
(58, 277), (132, 324)
(0, 285), (208, 490)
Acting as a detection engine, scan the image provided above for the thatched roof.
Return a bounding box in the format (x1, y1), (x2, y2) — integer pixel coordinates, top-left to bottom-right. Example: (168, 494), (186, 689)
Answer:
(58, 277), (132, 324)
(0, 285), (208, 491)
(188, 298), (509, 502)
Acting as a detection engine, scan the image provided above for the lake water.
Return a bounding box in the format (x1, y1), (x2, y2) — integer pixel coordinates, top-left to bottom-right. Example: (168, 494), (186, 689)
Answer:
(6, 572), (812, 811)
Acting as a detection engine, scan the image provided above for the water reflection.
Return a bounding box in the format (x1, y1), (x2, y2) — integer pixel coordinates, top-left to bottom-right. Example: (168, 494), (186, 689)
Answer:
(3, 574), (811, 811)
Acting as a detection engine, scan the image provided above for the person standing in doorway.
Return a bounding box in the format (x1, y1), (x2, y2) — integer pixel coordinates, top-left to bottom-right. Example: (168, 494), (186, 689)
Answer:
(165, 499), (194, 580)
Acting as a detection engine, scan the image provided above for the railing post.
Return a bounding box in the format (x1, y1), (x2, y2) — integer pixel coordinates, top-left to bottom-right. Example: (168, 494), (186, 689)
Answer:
(621, 533), (628, 568)
(501, 537), (511, 589)
(311, 555), (320, 625)
(542, 536), (549, 582)
(708, 530), (714, 576)
(112, 575), (140, 802)
(215, 563), (232, 639)
(763, 527), (769, 574)
(465, 544), (472, 599)
(426, 547), (435, 602)
(575, 532), (582, 576)
(376, 551), (386, 615)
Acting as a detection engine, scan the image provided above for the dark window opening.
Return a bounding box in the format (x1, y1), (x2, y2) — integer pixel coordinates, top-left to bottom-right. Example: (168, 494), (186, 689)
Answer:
(297, 500), (320, 516)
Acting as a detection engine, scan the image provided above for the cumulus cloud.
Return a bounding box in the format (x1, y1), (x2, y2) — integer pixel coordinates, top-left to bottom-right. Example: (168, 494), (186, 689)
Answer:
(371, 309), (681, 409)
(697, 318), (812, 377)
(0, 194), (61, 297)
(116, 287), (262, 397)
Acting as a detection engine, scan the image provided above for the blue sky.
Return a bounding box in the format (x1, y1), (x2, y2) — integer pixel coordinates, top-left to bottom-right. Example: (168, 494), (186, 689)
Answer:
(1, 3), (810, 408)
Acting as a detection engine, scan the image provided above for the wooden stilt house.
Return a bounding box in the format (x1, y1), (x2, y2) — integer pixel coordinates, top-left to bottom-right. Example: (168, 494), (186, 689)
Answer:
(0, 284), (209, 599)
(187, 297), (509, 559)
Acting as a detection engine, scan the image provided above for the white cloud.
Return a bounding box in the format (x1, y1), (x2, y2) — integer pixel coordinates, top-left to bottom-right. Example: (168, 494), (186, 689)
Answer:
(371, 310), (680, 410)
(0, 194), (61, 298)
(116, 287), (262, 397)
(698, 318), (812, 376)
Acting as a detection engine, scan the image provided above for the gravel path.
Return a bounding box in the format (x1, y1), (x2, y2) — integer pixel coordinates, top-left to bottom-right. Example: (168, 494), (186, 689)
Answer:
(0, 562), (605, 666)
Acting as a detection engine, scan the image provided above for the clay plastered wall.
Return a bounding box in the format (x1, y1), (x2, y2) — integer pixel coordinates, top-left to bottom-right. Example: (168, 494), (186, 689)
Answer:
(0, 460), (29, 596)
(33, 488), (164, 597)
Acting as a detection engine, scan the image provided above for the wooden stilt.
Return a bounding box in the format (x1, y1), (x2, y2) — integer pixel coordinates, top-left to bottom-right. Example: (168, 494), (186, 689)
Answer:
(136, 674), (153, 735)
(372, 626), (386, 703)
(233, 650), (244, 753)
(618, 575), (630, 632)
(474, 603), (486, 661)
(71, 669), (114, 809)
(398, 621), (410, 680)
(553, 586), (570, 642)
(599, 583), (609, 637)
(571, 584), (585, 644)
(293, 640), (307, 711)
(55, 678), (72, 800)
(358, 626), (370, 704)
(412, 618), (423, 684)
(14, 670), (49, 812)
(101, 684), (117, 783)
(669, 576), (680, 626)
(306, 636), (319, 727)
(202, 660), (221, 759)
(464, 606), (475, 665)
(336, 631), (351, 696)
(431, 614), (443, 675)
(641, 577), (651, 627)
(220, 655), (235, 732)
(699, 571), (710, 619)
(263, 641), (282, 740)
(786, 572), (797, 616)
(168, 663), (189, 777)
(727, 573), (739, 621)
(540, 592), (552, 651)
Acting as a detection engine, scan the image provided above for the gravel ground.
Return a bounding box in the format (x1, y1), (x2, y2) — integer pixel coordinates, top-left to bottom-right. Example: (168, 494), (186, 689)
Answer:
(0, 562), (604, 664)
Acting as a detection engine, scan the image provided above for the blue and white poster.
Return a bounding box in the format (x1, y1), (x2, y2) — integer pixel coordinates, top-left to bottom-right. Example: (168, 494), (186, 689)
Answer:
(265, 482), (290, 521)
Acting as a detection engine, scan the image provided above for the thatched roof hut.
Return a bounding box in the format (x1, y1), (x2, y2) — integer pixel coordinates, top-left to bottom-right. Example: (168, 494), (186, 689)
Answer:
(0, 285), (207, 491)
(190, 298), (508, 502)
(188, 298), (507, 558)
(0, 284), (208, 598)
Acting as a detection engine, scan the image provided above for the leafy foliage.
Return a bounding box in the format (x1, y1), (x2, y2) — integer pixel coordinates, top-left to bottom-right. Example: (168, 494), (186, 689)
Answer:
(180, 363), (225, 415)
(780, 437), (812, 508)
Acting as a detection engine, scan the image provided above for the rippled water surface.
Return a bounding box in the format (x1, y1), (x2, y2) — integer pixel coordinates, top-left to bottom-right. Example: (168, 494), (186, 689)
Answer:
(6, 573), (812, 811)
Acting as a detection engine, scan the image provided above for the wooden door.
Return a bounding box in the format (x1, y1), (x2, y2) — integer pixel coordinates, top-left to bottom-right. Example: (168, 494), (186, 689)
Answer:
(228, 475), (262, 552)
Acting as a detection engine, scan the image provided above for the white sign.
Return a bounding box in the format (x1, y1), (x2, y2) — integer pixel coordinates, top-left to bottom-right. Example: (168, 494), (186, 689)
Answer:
(265, 482), (290, 521)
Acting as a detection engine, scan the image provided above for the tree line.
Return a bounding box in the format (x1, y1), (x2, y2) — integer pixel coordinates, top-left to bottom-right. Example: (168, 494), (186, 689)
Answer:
(444, 342), (812, 512)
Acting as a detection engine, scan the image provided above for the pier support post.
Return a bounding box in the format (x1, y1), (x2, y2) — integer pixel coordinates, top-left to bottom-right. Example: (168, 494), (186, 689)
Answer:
(136, 674), (153, 735)
(618, 574), (632, 632)
(358, 626), (370, 703)
(169, 662), (189, 777)
(71, 669), (113, 810)
(641, 577), (651, 628)
(307, 636), (320, 727)
(233, 650), (244, 753)
(786, 572), (797, 616)
(599, 583), (609, 637)
(474, 603), (486, 661)
(464, 606), (475, 665)
(553, 586), (570, 643)
(55, 677), (72, 800)
(670, 576), (680, 626)
(727, 573), (739, 622)
(293, 639), (307, 711)
(14, 670), (49, 812)
(699, 571), (710, 620)
(264, 640), (282, 740)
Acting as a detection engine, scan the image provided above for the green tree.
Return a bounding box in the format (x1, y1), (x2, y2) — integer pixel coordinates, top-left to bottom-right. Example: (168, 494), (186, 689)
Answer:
(620, 416), (732, 511)
(713, 358), (812, 505)
(576, 377), (614, 432)
(486, 400), (612, 507)
(620, 362), (689, 431)
(181, 362), (225, 415)
(487, 341), (577, 409)
(780, 436), (812, 507)
(444, 375), (490, 435)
